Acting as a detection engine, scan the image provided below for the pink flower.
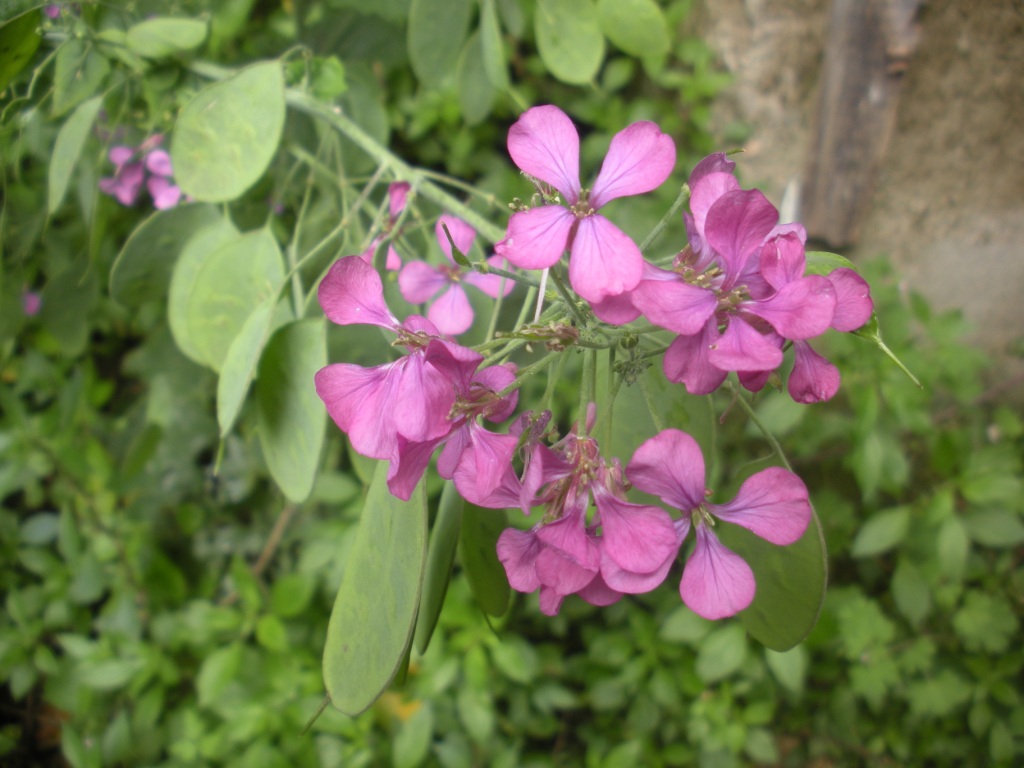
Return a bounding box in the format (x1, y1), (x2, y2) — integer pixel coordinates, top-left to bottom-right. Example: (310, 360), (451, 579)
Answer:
(99, 136), (182, 209)
(314, 256), (482, 473)
(626, 429), (812, 620)
(399, 215), (514, 336)
(633, 155), (838, 396)
(360, 182), (410, 271)
(495, 105), (676, 303)
(22, 290), (42, 316)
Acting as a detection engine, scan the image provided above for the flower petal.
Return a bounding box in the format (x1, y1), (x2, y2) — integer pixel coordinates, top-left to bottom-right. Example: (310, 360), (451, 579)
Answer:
(427, 284), (474, 336)
(633, 276), (718, 336)
(497, 528), (542, 592)
(495, 206), (575, 270)
(388, 435), (445, 500)
(745, 275), (836, 340)
(315, 362), (401, 459)
(577, 572), (624, 606)
(626, 428), (707, 512)
(680, 526), (756, 620)
(827, 268), (873, 332)
(147, 176), (182, 209)
(708, 466), (811, 545)
(507, 105), (580, 203)
(601, 543), (677, 594)
(145, 149), (173, 177)
(466, 425), (519, 500)
(590, 121), (676, 208)
(568, 214), (643, 302)
(319, 256), (399, 329)
(596, 490), (680, 574)
(707, 316), (784, 372)
(787, 340), (840, 403)
(395, 355), (457, 442)
(663, 323), (728, 395)
(399, 260), (446, 304)
(759, 230), (807, 291)
(704, 188), (778, 281)
(388, 181), (410, 218)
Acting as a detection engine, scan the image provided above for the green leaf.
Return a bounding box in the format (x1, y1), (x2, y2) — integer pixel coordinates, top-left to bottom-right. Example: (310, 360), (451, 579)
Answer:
(456, 31), (496, 126)
(52, 38), (110, 117)
(255, 614), (289, 652)
(694, 623), (747, 683)
(217, 297), (277, 436)
(937, 516), (969, 583)
(596, 0), (669, 59)
(414, 482), (463, 654)
(184, 228), (285, 371)
(323, 462), (428, 716)
(891, 558), (931, 626)
(962, 509), (1024, 548)
(850, 506), (910, 558)
(804, 250), (858, 276)
(0, 12), (41, 93)
(952, 591), (1019, 654)
(764, 646), (807, 695)
(853, 314), (922, 388)
(270, 572), (317, 618)
(109, 203), (223, 307)
(126, 17), (207, 58)
(407, 0), (473, 87)
(171, 61), (285, 202)
(480, 0), (509, 89)
(716, 506), (827, 651)
(196, 643), (243, 707)
(459, 504), (510, 617)
(393, 704), (435, 768)
(48, 95), (103, 214)
(168, 215), (240, 363)
(535, 0), (605, 85)
(256, 319), (327, 503)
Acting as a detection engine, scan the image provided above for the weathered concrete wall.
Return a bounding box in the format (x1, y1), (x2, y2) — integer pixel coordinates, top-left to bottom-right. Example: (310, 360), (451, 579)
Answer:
(700, 0), (1024, 352)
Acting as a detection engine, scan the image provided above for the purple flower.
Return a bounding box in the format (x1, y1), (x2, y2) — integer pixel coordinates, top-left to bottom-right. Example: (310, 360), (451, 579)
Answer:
(399, 214), (513, 336)
(495, 105), (676, 303)
(360, 181), (411, 271)
(314, 256), (483, 474)
(633, 155), (838, 396)
(626, 429), (812, 620)
(22, 290), (42, 316)
(99, 136), (182, 209)
(44, 5), (61, 19)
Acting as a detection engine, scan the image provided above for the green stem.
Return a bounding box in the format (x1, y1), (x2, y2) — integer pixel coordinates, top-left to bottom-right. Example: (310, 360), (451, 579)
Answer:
(639, 371), (666, 434)
(498, 350), (562, 398)
(579, 348), (596, 436)
(548, 268), (587, 328)
(639, 184), (690, 254)
(723, 380), (793, 472)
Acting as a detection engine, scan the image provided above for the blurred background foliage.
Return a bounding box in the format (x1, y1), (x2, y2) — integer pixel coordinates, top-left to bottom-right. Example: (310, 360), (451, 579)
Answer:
(1, 1), (1022, 766)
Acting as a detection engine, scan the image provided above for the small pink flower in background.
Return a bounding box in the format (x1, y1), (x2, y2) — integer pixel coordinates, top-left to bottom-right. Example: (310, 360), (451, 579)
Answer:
(359, 181), (411, 271)
(44, 5), (61, 19)
(99, 135), (182, 209)
(22, 290), (42, 316)
(626, 429), (812, 620)
(398, 214), (514, 336)
(496, 105), (676, 303)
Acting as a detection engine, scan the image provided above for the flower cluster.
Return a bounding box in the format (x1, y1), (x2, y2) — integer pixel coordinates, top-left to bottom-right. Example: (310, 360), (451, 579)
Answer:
(99, 135), (182, 209)
(315, 104), (874, 620)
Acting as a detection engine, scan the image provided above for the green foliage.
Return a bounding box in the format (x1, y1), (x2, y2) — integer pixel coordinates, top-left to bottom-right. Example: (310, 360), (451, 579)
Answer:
(3, 2), (1021, 767)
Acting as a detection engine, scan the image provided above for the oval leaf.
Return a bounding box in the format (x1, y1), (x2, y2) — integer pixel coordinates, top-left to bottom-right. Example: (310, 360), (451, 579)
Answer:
(535, 0), (605, 86)
(255, 319), (327, 503)
(715, 505), (827, 651)
(217, 297), (277, 436)
(414, 481), (464, 654)
(596, 0), (669, 59)
(52, 38), (109, 117)
(48, 95), (103, 214)
(168, 215), (240, 363)
(459, 504), (510, 617)
(126, 17), (207, 58)
(184, 228), (285, 371)
(109, 203), (223, 306)
(805, 250), (858, 276)
(850, 506), (910, 558)
(171, 61), (285, 202)
(323, 461), (428, 715)
(456, 32), (496, 126)
(407, 0), (473, 87)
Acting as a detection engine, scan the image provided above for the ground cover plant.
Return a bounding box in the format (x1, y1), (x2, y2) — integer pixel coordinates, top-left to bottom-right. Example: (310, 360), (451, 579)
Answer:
(1, 2), (1022, 766)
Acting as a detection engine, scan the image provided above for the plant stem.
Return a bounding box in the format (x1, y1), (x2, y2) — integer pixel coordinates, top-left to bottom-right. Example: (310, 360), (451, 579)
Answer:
(723, 380), (793, 471)
(639, 184), (690, 254)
